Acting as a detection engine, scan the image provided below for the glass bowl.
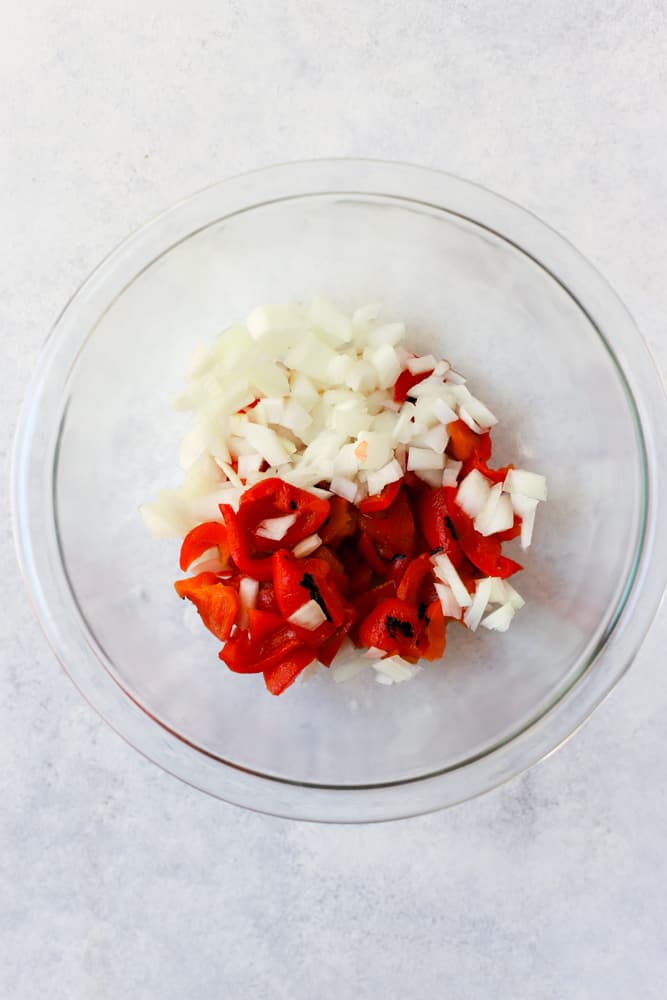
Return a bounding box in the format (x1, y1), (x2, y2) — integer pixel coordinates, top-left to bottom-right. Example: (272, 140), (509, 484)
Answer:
(12, 160), (667, 822)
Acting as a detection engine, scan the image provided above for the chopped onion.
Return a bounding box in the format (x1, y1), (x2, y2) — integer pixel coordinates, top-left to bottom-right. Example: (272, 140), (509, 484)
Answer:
(503, 469), (548, 501)
(372, 656), (419, 683)
(366, 458), (403, 496)
(411, 423), (448, 454)
(242, 423), (291, 467)
(407, 447), (445, 471)
(512, 494), (539, 549)
(293, 533), (322, 558)
(432, 553), (472, 608)
(346, 358), (377, 393)
(489, 578), (525, 609)
(481, 602), (516, 632)
(308, 296), (353, 345)
(474, 485), (515, 537)
(330, 476), (358, 502)
(355, 431), (394, 470)
(414, 468), (444, 488)
(369, 344), (401, 389)
(256, 513), (298, 541)
(333, 656), (370, 683)
(364, 646), (387, 659)
(463, 577), (493, 632)
(458, 406), (483, 434)
(287, 599), (328, 630)
(391, 402), (417, 444)
(366, 322), (405, 348)
(456, 468), (492, 518)
(407, 354), (437, 375)
(246, 303), (308, 340)
(435, 582), (463, 619)
(215, 459), (244, 489)
(237, 453), (263, 480)
(238, 577), (259, 629)
(433, 396), (458, 425)
(442, 458), (463, 487)
(352, 302), (382, 328)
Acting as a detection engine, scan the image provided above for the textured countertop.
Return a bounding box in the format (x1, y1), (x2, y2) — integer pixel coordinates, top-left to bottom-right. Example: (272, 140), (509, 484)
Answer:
(2, 3), (667, 997)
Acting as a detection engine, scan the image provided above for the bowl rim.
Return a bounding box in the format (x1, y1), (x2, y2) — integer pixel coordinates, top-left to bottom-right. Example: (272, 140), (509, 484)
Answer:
(12, 157), (667, 822)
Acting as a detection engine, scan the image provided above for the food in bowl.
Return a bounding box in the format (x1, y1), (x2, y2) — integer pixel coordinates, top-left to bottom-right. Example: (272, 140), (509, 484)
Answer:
(141, 299), (547, 694)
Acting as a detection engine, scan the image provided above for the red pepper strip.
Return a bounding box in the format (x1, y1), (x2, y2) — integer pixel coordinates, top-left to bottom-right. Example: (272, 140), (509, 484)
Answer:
(174, 573), (239, 642)
(352, 580), (397, 624)
(358, 597), (423, 659)
(358, 478), (403, 514)
(359, 489), (416, 560)
(419, 599), (446, 661)
(179, 521), (231, 573)
(220, 622), (303, 673)
(461, 454), (512, 485)
(219, 504), (273, 581)
(272, 550), (346, 630)
(417, 489), (465, 568)
(446, 419), (480, 461)
(358, 533), (388, 576)
(396, 552), (434, 603)
(317, 609), (356, 668)
(256, 581), (279, 612)
(313, 545), (349, 596)
(238, 478), (330, 552)
(246, 608), (285, 645)
(394, 367), (434, 403)
(443, 487), (523, 579)
(319, 496), (357, 547)
(386, 554), (411, 584)
(264, 646), (316, 695)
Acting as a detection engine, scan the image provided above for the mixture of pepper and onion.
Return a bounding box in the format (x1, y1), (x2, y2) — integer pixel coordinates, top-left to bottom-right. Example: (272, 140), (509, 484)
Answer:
(141, 300), (547, 694)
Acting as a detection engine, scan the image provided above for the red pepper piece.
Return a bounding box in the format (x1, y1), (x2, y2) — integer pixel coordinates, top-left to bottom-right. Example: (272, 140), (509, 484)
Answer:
(272, 550), (346, 630)
(238, 478), (330, 552)
(312, 545), (348, 595)
(246, 608), (285, 645)
(358, 478), (403, 513)
(396, 552), (434, 603)
(256, 581), (279, 612)
(494, 514), (522, 542)
(220, 621), (303, 673)
(446, 419), (480, 461)
(358, 597), (422, 659)
(394, 367), (434, 403)
(417, 489), (465, 567)
(359, 489), (415, 560)
(220, 504), (274, 581)
(179, 521), (232, 573)
(347, 563), (373, 598)
(174, 572), (239, 642)
(319, 496), (357, 547)
(317, 609), (356, 668)
(443, 487), (522, 579)
(264, 646), (315, 695)
(419, 599), (446, 661)
(358, 533), (388, 576)
(386, 554), (411, 584)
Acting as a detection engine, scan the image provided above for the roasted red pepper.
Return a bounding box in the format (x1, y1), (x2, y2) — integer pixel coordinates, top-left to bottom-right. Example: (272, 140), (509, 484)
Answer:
(264, 646), (316, 695)
(446, 419), (480, 461)
(179, 521), (231, 573)
(220, 621), (303, 673)
(174, 572), (239, 642)
(272, 550), (347, 631)
(319, 496), (357, 547)
(417, 489), (464, 567)
(358, 597), (422, 660)
(238, 478), (330, 552)
(359, 488), (415, 560)
(418, 599), (446, 661)
(394, 367), (434, 403)
(220, 503), (274, 581)
(358, 478), (403, 513)
(396, 552), (434, 603)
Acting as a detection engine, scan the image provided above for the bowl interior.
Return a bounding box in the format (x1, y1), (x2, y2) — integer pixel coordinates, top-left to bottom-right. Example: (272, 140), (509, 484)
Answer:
(53, 192), (643, 787)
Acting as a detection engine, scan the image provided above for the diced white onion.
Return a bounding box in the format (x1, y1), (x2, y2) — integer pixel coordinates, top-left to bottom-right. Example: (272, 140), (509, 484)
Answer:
(411, 424), (448, 454)
(215, 459), (244, 489)
(364, 646), (388, 659)
(406, 354), (437, 375)
(463, 577), (493, 632)
(456, 468), (492, 518)
(481, 603), (516, 632)
(512, 494), (539, 549)
(432, 554), (472, 608)
(433, 396), (458, 425)
(414, 468), (444, 488)
(287, 599), (328, 630)
(366, 458), (404, 496)
(407, 447), (445, 471)
(242, 423), (291, 467)
(458, 406), (483, 434)
(435, 582), (463, 619)
(255, 513), (298, 541)
(308, 296), (353, 345)
(372, 656), (419, 683)
(330, 476), (358, 502)
(442, 458), (463, 487)
(292, 533), (322, 558)
(237, 577), (259, 629)
(246, 303), (308, 340)
(237, 453), (263, 480)
(503, 469), (548, 501)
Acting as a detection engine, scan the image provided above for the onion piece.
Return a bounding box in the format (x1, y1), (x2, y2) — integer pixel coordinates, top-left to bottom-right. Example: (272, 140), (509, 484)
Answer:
(308, 296), (353, 345)
(293, 533), (322, 558)
(238, 577), (260, 629)
(432, 554), (472, 608)
(414, 468), (443, 488)
(365, 322), (405, 349)
(246, 303), (308, 340)
(411, 423), (448, 454)
(287, 599), (328, 630)
(330, 476), (358, 503)
(503, 469), (548, 501)
(255, 513), (298, 541)
(237, 453), (263, 480)
(442, 458), (463, 487)
(372, 656), (419, 683)
(456, 468), (492, 518)
(435, 582), (463, 619)
(480, 602), (516, 632)
(406, 354), (438, 375)
(407, 447), (445, 471)
(511, 494), (539, 549)
(433, 396), (458, 425)
(215, 459), (244, 489)
(474, 484), (514, 537)
(242, 424), (292, 467)
(366, 458), (403, 496)
(364, 646), (388, 659)
(463, 577), (493, 632)
(458, 406), (484, 434)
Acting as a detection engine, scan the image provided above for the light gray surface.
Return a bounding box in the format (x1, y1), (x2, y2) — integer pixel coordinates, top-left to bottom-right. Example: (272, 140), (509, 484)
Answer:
(2, 2), (666, 997)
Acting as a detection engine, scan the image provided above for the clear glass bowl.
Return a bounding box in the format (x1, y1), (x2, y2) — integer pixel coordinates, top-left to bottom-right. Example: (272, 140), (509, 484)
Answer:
(12, 160), (667, 822)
